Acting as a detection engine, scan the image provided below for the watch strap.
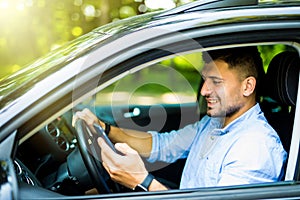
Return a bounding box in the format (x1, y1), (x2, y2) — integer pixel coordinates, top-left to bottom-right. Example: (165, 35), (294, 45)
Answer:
(134, 173), (154, 191)
(104, 123), (111, 135)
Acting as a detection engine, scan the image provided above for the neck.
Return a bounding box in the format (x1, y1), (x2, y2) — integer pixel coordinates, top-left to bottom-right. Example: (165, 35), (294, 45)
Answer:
(223, 100), (256, 128)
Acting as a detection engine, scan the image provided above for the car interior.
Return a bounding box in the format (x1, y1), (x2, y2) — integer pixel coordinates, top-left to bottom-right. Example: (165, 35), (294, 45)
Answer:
(260, 51), (300, 179)
(15, 43), (299, 197)
(261, 51), (299, 153)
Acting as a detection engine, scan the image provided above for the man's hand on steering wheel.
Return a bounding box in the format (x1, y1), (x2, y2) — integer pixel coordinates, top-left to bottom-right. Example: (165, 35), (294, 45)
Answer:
(73, 108), (103, 130)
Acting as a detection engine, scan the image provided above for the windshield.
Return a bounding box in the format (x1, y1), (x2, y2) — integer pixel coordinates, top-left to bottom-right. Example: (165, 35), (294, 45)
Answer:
(0, 31), (111, 110)
(0, 12), (158, 110)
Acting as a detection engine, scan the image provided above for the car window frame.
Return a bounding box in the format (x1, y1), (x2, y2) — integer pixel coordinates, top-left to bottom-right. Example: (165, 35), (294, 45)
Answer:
(285, 43), (300, 181)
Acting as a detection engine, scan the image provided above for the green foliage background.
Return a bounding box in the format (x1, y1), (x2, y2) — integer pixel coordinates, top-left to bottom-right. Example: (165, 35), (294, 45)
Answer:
(0, 0), (194, 79)
(0, 0), (286, 79)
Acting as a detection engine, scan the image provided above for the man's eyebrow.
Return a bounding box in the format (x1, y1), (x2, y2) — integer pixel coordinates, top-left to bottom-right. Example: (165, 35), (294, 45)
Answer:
(209, 76), (224, 80)
(201, 74), (224, 80)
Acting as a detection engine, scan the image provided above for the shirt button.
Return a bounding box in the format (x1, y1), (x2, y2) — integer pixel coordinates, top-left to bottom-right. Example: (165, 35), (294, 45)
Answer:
(210, 136), (215, 140)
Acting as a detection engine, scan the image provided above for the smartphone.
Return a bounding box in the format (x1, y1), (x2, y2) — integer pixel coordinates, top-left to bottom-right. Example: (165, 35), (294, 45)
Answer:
(93, 123), (123, 155)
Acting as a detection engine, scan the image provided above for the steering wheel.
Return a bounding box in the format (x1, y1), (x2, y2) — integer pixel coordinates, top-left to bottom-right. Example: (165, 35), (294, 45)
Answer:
(75, 119), (116, 193)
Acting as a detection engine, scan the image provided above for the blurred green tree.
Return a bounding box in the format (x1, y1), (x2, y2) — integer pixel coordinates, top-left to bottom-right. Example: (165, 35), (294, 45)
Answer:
(0, 0), (194, 79)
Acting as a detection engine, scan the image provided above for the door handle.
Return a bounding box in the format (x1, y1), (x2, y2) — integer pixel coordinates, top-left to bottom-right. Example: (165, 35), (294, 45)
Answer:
(123, 108), (141, 118)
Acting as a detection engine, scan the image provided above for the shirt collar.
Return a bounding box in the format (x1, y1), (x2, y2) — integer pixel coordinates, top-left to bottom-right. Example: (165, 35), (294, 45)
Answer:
(210, 103), (261, 136)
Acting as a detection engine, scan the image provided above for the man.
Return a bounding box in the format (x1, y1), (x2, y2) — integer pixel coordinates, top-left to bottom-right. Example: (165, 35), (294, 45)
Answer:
(73, 47), (287, 191)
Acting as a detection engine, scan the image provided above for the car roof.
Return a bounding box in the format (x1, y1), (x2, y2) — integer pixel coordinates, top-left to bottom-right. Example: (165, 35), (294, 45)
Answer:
(0, 0), (300, 135)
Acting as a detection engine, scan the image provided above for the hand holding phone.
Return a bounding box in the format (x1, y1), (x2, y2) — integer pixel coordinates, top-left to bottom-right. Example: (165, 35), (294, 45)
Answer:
(93, 123), (124, 155)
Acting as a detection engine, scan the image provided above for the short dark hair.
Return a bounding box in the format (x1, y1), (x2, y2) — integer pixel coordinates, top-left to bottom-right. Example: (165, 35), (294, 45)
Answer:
(203, 46), (264, 94)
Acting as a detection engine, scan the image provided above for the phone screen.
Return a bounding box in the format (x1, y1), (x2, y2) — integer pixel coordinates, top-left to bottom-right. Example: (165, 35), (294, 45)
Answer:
(93, 123), (123, 155)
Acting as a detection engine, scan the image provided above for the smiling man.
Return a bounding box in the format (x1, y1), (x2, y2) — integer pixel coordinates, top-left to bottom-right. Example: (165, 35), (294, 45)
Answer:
(74, 47), (287, 191)
(201, 47), (261, 125)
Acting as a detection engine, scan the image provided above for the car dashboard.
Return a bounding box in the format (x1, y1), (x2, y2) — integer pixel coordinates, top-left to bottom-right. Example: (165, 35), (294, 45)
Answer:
(15, 110), (85, 195)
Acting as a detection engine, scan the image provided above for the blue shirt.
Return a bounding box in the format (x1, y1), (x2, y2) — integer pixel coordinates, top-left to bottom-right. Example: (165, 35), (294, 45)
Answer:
(148, 103), (287, 189)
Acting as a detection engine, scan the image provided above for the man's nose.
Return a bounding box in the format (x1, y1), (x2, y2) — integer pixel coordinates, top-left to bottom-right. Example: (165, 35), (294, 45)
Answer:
(200, 81), (211, 96)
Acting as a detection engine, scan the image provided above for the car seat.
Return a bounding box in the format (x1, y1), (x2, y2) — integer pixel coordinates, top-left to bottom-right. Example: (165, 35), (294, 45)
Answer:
(260, 51), (299, 154)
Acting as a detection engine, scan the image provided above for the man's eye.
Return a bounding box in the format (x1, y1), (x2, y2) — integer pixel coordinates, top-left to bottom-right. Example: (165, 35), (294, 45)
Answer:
(213, 80), (222, 84)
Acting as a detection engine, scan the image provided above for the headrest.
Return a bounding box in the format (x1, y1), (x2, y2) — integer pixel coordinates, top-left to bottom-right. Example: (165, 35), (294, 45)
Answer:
(264, 51), (299, 106)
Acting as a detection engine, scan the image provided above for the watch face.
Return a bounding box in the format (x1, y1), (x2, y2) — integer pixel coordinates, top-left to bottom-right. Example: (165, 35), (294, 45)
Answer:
(134, 184), (147, 192)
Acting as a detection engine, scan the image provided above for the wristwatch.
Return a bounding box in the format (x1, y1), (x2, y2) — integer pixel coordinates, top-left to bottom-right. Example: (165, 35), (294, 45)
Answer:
(133, 173), (155, 192)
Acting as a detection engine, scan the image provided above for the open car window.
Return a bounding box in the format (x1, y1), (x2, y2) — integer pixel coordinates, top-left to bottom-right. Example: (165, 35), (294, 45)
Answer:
(95, 52), (203, 106)
(92, 51), (203, 132)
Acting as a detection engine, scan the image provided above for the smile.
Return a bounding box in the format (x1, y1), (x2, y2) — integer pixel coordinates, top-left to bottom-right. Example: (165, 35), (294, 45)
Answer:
(207, 99), (218, 104)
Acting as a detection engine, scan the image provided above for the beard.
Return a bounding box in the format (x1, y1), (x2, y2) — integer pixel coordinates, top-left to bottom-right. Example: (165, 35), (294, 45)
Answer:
(207, 102), (243, 118)
(224, 105), (242, 117)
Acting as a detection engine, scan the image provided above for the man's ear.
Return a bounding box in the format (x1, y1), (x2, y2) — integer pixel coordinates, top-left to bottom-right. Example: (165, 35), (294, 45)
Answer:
(242, 76), (256, 97)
